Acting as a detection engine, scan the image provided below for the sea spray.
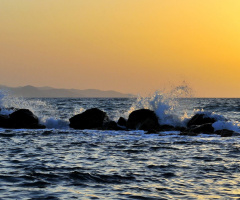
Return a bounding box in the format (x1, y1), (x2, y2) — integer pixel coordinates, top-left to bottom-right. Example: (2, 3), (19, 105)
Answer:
(189, 110), (240, 132)
(0, 89), (55, 116)
(0, 89), (69, 129)
(125, 85), (193, 126)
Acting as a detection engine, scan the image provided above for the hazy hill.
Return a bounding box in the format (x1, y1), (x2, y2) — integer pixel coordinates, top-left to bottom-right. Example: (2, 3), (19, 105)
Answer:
(0, 85), (134, 98)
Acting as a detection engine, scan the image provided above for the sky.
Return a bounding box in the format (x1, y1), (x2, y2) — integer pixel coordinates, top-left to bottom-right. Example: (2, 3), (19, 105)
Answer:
(0, 0), (240, 97)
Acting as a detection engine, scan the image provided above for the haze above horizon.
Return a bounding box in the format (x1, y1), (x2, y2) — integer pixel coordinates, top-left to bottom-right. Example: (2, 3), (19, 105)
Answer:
(0, 1), (240, 97)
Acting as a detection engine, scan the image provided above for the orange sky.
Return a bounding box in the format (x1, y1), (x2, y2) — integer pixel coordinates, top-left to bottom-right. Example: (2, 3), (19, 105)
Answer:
(0, 0), (240, 97)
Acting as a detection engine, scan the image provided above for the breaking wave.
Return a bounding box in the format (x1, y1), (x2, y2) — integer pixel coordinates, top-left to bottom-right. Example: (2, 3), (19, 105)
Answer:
(0, 86), (240, 132)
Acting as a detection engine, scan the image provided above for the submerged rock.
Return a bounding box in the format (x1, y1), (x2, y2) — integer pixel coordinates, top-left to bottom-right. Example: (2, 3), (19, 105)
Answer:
(127, 109), (159, 131)
(69, 108), (109, 129)
(187, 114), (216, 127)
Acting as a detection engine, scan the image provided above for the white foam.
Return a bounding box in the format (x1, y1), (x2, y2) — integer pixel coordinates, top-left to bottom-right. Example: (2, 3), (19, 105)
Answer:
(125, 88), (191, 127)
(0, 89), (68, 129)
(194, 110), (226, 121)
(212, 120), (240, 133)
(0, 89), (56, 117)
(40, 117), (69, 129)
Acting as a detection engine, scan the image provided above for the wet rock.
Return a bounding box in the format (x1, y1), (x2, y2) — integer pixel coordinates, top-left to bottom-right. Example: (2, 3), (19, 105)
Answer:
(146, 129), (158, 134)
(117, 117), (127, 127)
(215, 129), (234, 137)
(69, 108), (109, 129)
(174, 126), (187, 132)
(127, 109), (159, 131)
(103, 121), (125, 131)
(158, 125), (175, 131)
(187, 114), (216, 127)
(187, 123), (214, 134)
(9, 109), (45, 129)
(0, 114), (11, 128)
(179, 132), (199, 136)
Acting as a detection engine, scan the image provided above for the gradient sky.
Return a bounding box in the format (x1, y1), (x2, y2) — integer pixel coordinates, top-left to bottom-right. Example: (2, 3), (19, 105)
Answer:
(0, 1), (240, 97)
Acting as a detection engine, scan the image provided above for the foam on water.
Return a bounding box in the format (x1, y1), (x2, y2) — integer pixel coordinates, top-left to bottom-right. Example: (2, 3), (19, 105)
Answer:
(39, 117), (69, 129)
(192, 110), (240, 132)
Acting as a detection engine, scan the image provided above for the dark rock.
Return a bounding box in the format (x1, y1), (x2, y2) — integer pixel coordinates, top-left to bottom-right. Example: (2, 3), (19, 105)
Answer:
(187, 114), (216, 127)
(69, 108), (109, 129)
(215, 129), (234, 137)
(174, 126), (187, 132)
(127, 109), (159, 131)
(158, 125), (187, 132)
(9, 109), (45, 129)
(146, 129), (158, 134)
(0, 114), (11, 128)
(117, 117), (127, 127)
(158, 125), (175, 131)
(103, 121), (125, 131)
(180, 132), (199, 136)
(188, 123), (214, 134)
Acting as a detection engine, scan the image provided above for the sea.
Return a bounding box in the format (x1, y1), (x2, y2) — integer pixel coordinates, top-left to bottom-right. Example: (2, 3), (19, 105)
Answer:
(0, 91), (240, 200)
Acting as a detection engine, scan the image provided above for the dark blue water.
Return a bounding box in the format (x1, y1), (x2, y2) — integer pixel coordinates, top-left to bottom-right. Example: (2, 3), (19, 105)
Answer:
(0, 97), (240, 199)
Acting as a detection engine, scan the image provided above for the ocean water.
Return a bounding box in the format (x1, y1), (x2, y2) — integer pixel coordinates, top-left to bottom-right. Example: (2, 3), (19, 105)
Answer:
(0, 94), (240, 199)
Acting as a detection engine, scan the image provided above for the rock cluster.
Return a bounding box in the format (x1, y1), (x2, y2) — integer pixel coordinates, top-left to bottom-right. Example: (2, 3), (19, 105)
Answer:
(0, 106), (237, 137)
(69, 108), (237, 137)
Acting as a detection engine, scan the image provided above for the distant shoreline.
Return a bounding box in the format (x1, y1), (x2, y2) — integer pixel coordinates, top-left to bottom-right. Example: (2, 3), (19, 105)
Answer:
(0, 85), (135, 98)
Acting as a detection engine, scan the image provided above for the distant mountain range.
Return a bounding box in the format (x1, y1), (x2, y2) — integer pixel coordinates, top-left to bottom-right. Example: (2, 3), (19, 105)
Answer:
(0, 85), (135, 98)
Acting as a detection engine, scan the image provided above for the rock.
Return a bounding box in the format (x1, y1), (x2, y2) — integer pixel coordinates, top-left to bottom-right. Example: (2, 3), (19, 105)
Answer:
(117, 117), (127, 127)
(180, 132), (199, 136)
(215, 129), (234, 137)
(174, 126), (187, 132)
(0, 114), (11, 128)
(146, 129), (158, 134)
(103, 121), (125, 130)
(158, 125), (175, 131)
(9, 109), (45, 129)
(187, 114), (216, 127)
(127, 109), (159, 131)
(187, 123), (214, 134)
(69, 108), (109, 129)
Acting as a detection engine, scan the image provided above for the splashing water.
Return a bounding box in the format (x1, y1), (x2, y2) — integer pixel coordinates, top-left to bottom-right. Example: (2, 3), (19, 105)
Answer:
(0, 89), (69, 128)
(125, 85), (193, 126)
(0, 90), (55, 116)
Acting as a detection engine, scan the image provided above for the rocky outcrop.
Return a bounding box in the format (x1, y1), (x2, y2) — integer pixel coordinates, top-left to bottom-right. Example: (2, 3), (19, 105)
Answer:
(0, 115), (11, 128)
(187, 123), (215, 134)
(69, 108), (109, 129)
(0, 109), (45, 129)
(181, 113), (217, 135)
(126, 109), (160, 131)
(187, 114), (216, 127)
(179, 132), (199, 136)
(117, 117), (127, 127)
(215, 129), (234, 137)
(103, 121), (125, 131)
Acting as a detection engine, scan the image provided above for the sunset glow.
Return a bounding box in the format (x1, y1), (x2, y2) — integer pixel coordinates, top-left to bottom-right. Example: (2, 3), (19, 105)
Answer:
(1, 0), (240, 97)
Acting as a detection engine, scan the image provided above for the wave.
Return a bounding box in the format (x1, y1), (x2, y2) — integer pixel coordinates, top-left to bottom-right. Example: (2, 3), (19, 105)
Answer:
(0, 88), (240, 132)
